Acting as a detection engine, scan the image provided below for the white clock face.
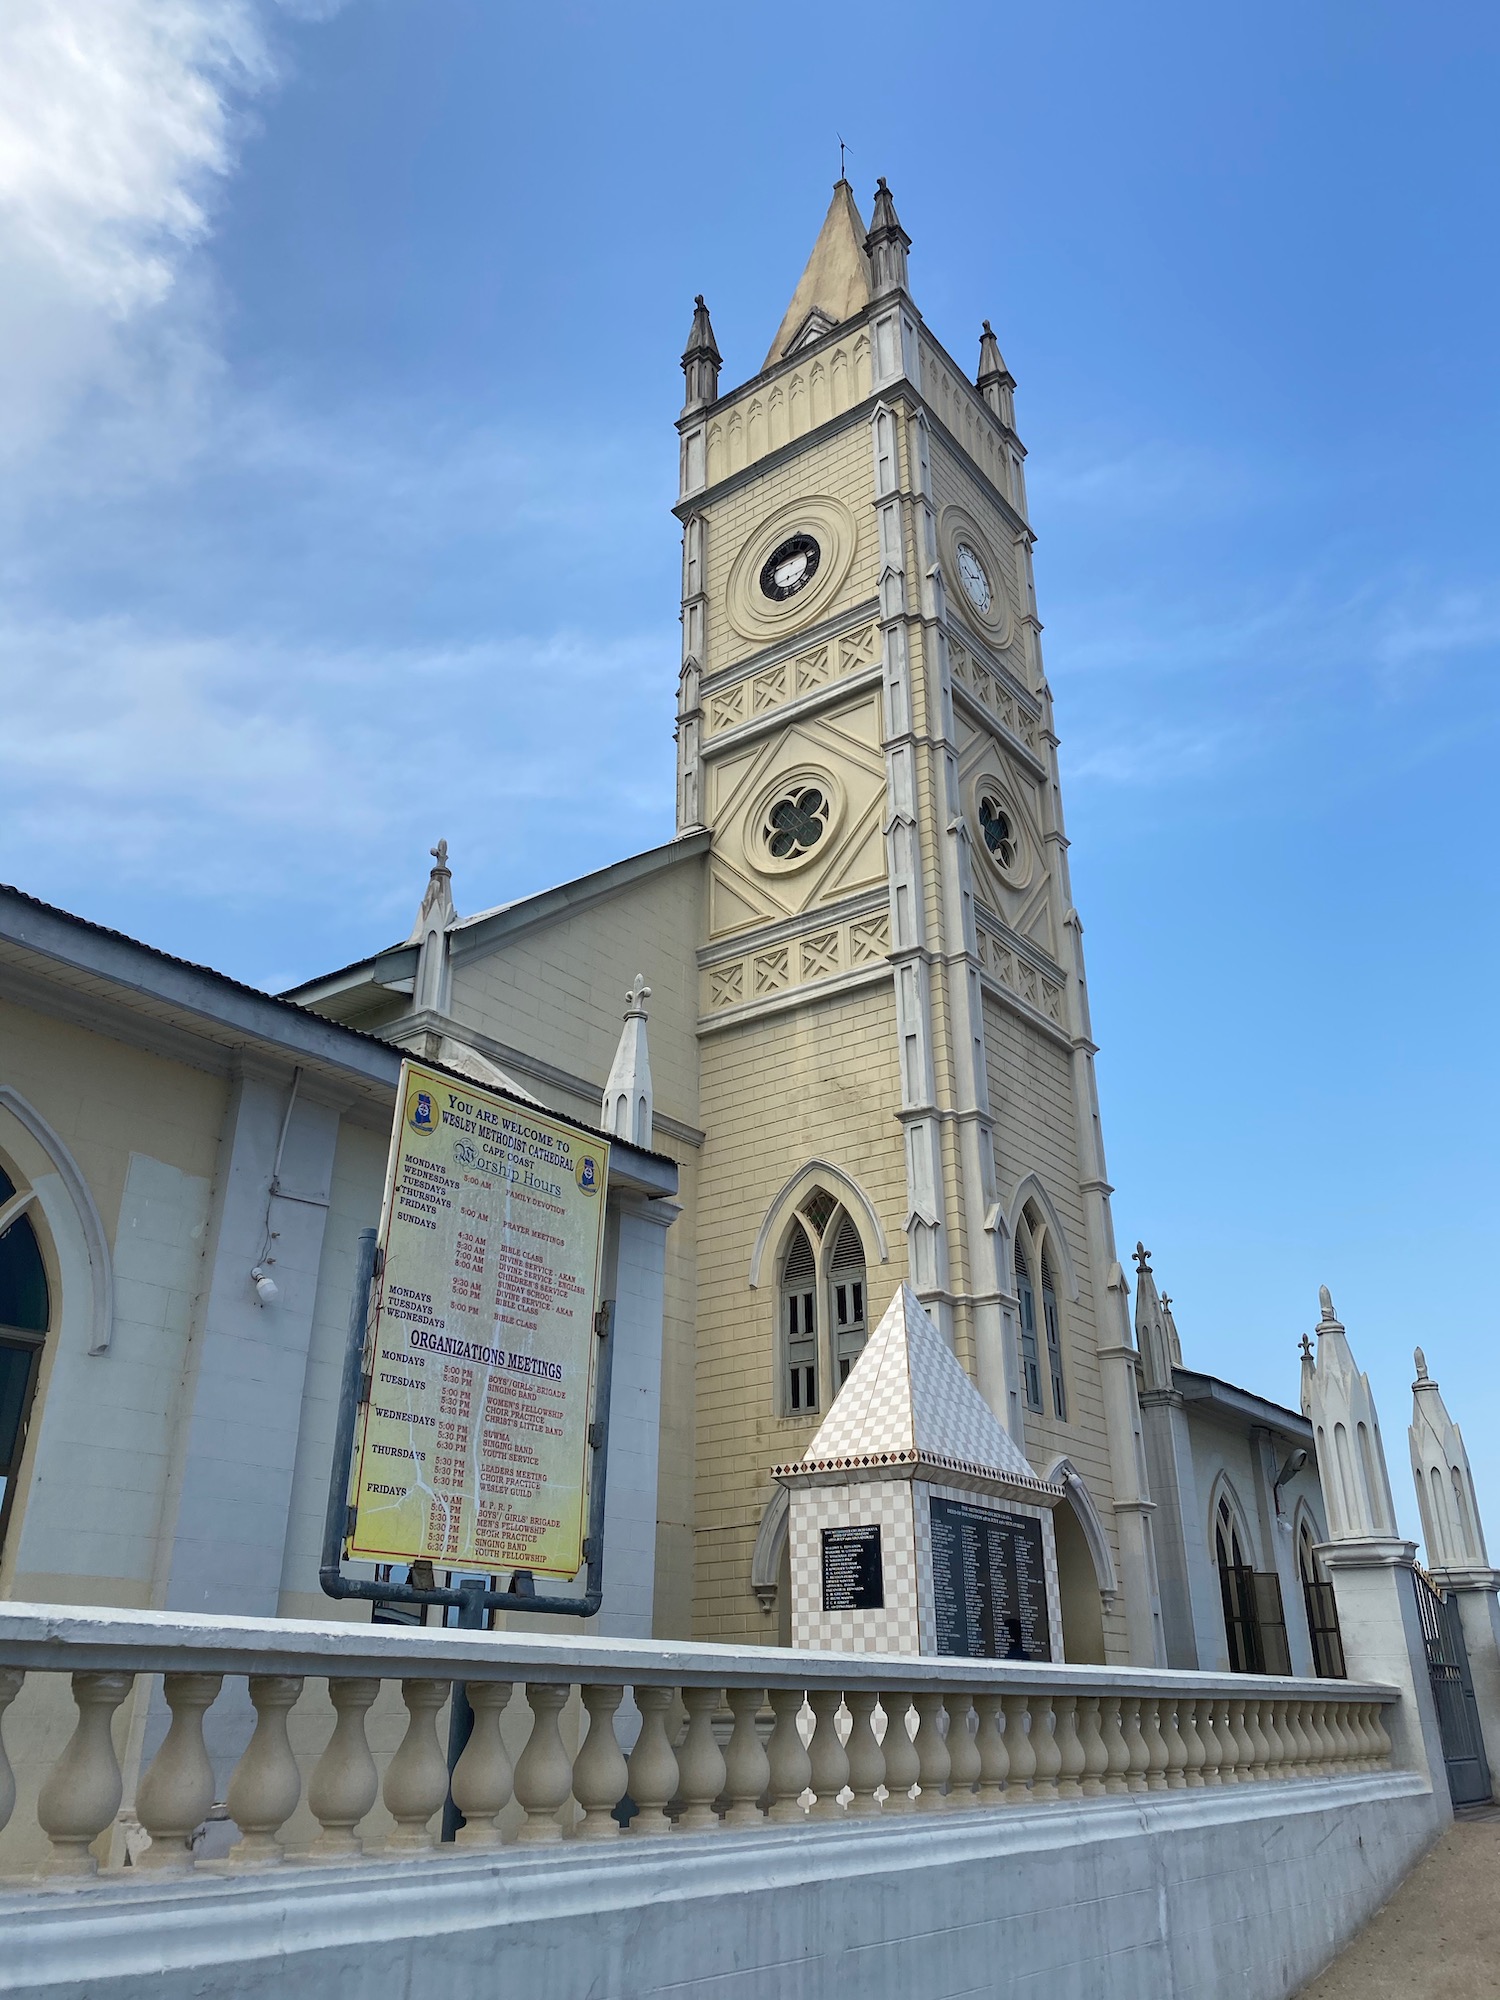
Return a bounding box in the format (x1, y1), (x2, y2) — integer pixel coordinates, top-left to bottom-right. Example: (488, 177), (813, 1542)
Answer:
(759, 533), (822, 603)
(774, 551), (809, 592)
(956, 542), (992, 613)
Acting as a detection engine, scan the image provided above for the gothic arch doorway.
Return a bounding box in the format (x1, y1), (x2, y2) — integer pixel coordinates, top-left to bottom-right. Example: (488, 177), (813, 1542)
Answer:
(1053, 1494), (1106, 1662)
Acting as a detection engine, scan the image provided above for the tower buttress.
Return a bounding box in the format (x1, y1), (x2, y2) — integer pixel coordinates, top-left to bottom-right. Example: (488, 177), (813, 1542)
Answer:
(865, 177), (911, 297)
(680, 296), (721, 414)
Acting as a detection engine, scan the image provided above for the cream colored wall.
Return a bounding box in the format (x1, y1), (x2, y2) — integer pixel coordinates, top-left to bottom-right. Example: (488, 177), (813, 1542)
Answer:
(440, 857), (703, 1638)
(0, 996), (226, 1607)
(693, 981), (906, 1644)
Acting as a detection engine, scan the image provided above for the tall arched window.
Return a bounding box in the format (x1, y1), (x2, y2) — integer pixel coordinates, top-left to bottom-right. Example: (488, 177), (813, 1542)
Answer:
(0, 1164), (49, 1552)
(1297, 1510), (1346, 1679)
(829, 1216), (867, 1388)
(1015, 1240), (1042, 1413)
(1215, 1489), (1261, 1673)
(777, 1190), (871, 1416)
(1014, 1209), (1067, 1421)
(780, 1222), (818, 1413)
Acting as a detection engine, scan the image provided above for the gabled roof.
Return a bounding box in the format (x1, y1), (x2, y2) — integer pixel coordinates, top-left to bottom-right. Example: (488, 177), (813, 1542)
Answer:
(761, 180), (872, 370)
(790, 1283), (1047, 1489)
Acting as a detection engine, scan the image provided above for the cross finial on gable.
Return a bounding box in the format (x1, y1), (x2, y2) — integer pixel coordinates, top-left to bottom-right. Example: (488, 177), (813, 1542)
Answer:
(430, 838), (449, 872)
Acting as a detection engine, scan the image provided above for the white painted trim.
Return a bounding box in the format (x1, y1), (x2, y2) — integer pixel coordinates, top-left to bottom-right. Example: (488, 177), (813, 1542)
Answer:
(1045, 1455), (1120, 1601)
(748, 1160), (889, 1289)
(1003, 1172), (1081, 1303)
(750, 1486), (790, 1604)
(0, 1086), (114, 1354)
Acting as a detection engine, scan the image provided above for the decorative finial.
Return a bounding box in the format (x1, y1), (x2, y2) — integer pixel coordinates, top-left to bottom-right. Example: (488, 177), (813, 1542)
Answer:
(680, 295), (722, 413)
(624, 974), (651, 1017)
(1133, 1241), (1151, 1273)
(1414, 1347), (1429, 1381)
(838, 134), (849, 183)
(1318, 1284), (1336, 1321)
(1299, 1333), (1314, 1360)
(430, 838), (449, 873)
(601, 973), (654, 1147)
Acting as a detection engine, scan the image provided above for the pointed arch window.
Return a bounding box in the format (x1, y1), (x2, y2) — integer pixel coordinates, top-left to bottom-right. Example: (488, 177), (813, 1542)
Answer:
(1297, 1512), (1346, 1679)
(776, 1190), (871, 1417)
(0, 1164), (49, 1553)
(1041, 1253), (1066, 1421)
(1014, 1210), (1067, 1420)
(1215, 1491), (1260, 1674)
(1015, 1242), (1042, 1413)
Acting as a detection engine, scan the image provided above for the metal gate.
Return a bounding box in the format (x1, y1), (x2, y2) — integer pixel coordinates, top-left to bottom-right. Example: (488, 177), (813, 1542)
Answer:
(1414, 1565), (1492, 1806)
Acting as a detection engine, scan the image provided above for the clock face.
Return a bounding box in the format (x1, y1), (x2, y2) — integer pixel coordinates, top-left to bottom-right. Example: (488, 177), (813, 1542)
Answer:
(760, 533), (822, 602)
(956, 542), (992, 613)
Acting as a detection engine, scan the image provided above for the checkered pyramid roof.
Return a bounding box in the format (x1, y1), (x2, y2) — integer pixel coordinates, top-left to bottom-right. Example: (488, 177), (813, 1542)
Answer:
(803, 1283), (1035, 1480)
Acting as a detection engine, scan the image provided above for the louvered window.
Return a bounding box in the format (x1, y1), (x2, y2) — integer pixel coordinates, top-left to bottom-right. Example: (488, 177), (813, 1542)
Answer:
(1015, 1242), (1043, 1412)
(1041, 1254), (1066, 1420)
(828, 1217), (867, 1387)
(781, 1225), (817, 1413)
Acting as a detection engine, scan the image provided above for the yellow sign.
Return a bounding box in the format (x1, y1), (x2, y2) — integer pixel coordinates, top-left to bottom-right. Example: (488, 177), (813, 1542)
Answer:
(348, 1061), (610, 1577)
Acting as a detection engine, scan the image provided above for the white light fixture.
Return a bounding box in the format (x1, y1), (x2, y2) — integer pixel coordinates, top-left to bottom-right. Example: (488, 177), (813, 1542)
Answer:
(251, 1266), (279, 1307)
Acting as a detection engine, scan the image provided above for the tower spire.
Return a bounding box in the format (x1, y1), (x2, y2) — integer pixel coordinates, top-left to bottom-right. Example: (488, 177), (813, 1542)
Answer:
(761, 180), (872, 368)
(680, 295), (722, 414)
(976, 318), (1016, 428)
(864, 176), (911, 298)
(406, 839), (456, 1016)
(1409, 1348), (1492, 1578)
(1132, 1243), (1176, 1393)
(1301, 1287), (1401, 1543)
(601, 975), (654, 1148)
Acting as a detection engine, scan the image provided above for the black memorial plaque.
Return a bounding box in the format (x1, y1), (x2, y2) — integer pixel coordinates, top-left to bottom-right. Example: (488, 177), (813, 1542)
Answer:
(928, 1497), (1051, 1660)
(821, 1524), (885, 1611)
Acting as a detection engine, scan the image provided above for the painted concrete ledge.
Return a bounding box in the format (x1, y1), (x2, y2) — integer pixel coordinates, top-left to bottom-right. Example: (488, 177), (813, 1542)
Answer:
(0, 1774), (1442, 2000)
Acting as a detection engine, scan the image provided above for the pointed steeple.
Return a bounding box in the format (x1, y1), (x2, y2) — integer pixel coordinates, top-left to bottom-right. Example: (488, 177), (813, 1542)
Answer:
(1133, 1243), (1175, 1394)
(976, 319), (1016, 425)
(406, 839), (456, 1015)
(1301, 1286), (1400, 1543)
(761, 180), (872, 369)
(680, 295), (722, 413)
(864, 176), (911, 298)
(601, 974), (653, 1148)
(1409, 1348), (1491, 1577)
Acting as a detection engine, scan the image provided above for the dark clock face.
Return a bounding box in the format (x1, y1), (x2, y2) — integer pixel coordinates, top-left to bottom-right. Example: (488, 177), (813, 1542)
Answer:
(759, 534), (821, 602)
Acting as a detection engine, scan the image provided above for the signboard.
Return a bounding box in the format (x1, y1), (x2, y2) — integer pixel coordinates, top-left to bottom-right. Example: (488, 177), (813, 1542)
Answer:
(821, 1525), (884, 1611)
(348, 1061), (610, 1578)
(929, 1496), (1051, 1661)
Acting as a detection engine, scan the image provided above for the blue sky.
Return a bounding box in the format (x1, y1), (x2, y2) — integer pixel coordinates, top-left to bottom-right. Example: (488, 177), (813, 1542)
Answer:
(3, 1), (1497, 1545)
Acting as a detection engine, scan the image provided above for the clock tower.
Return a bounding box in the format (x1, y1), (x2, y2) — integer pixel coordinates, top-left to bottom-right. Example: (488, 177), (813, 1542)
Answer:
(675, 180), (1163, 1663)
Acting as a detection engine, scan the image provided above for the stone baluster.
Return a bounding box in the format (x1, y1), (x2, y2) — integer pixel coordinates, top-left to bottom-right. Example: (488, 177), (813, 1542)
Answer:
(1244, 1699), (1271, 1782)
(307, 1678), (380, 1858)
(226, 1677), (304, 1866)
(806, 1690), (850, 1821)
(1120, 1697), (1149, 1795)
(1342, 1703), (1367, 1772)
(382, 1680), (449, 1851)
(135, 1672), (223, 1871)
(1287, 1699), (1315, 1777)
(1319, 1701), (1345, 1772)
(677, 1688), (728, 1832)
(514, 1683), (574, 1844)
(973, 1692), (1009, 1804)
(1331, 1701), (1356, 1773)
(946, 1696), (980, 1807)
(1141, 1698), (1170, 1792)
(1053, 1696), (1085, 1801)
(880, 1693), (919, 1814)
(1001, 1693), (1036, 1803)
(1029, 1694), (1061, 1802)
(722, 1688), (769, 1826)
(1160, 1698), (1189, 1790)
(1195, 1698), (1225, 1786)
(1178, 1697), (1206, 1787)
(844, 1690), (885, 1817)
(913, 1694), (951, 1812)
(1099, 1696), (1131, 1795)
(1214, 1699), (1242, 1785)
(1078, 1697), (1108, 1798)
(0, 1670), (21, 1837)
(1272, 1696), (1296, 1776)
(765, 1689), (812, 1823)
(37, 1670), (134, 1876)
(1371, 1702), (1394, 1769)
(1309, 1700), (1335, 1776)
(452, 1681), (515, 1847)
(1227, 1699), (1255, 1783)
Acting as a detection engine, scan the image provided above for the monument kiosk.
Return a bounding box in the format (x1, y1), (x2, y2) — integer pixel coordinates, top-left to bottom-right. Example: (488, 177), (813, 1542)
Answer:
(775, 1285), (1067, 1659)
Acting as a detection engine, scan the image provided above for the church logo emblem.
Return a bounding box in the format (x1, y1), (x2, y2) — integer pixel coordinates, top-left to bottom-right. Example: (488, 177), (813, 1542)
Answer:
(406, 1087), (439, 1137)
(575, 1155), (599, 1195)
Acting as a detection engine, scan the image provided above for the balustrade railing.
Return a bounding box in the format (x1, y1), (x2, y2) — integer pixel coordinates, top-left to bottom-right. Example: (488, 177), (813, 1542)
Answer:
(0, 1605), (1397, 1881)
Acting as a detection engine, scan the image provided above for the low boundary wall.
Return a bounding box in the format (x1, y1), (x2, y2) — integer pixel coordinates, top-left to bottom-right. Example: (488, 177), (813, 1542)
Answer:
(0, 1771), (1440, 2000)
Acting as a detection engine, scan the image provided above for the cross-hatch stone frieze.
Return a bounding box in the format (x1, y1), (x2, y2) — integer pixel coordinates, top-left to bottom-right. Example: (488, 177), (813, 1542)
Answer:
(973, 919), (1067, 1030)
(705, 622), (882, 740)
(948, 634), (1040, 755)
(704, 907), (892, 1015)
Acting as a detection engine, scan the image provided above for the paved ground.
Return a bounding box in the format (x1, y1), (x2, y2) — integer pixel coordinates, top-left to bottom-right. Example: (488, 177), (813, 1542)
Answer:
(1294, 1806), (1500, 1998)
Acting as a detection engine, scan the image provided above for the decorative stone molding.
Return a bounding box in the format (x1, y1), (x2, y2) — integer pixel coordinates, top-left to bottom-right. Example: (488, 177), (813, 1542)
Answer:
(702, 909), (890, 1014)
(704, 621), (880, 738)
(949, 635), (1039, 750)
(0, 1086), (114, 1356)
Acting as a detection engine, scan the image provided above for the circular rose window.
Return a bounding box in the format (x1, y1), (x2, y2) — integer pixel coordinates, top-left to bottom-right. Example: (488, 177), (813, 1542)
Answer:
(764, 785), (830, 860)
(978, 794), (1019, 870)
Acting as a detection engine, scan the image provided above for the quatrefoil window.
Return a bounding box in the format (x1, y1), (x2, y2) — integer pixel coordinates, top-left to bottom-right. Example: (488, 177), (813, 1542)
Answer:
(979, 795), (1018, 870)
(765, 786), (830, 860)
